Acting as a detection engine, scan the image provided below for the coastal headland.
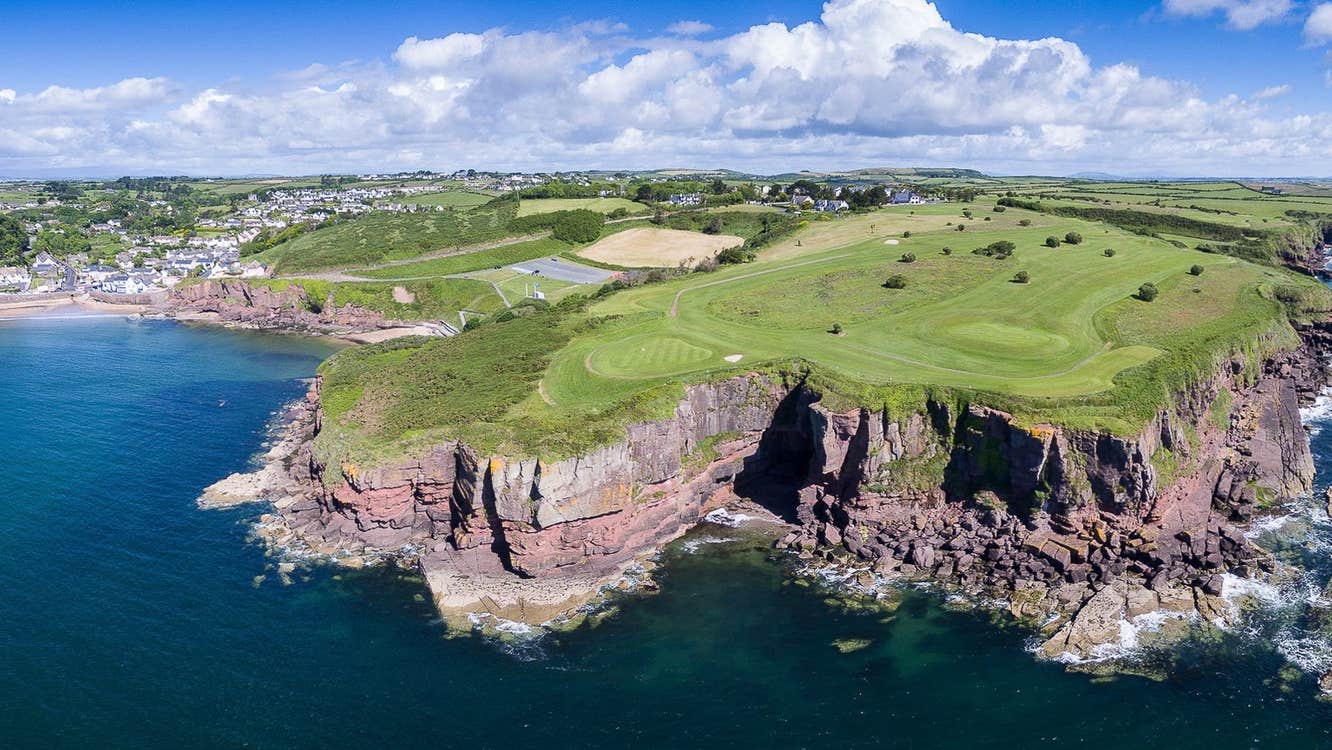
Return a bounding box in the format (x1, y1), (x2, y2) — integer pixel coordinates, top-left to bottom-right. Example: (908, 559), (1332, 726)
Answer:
(181, 178), (1332, 677)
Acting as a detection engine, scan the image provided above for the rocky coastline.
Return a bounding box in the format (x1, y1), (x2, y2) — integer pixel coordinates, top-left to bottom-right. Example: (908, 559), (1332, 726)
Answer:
(199, 314), (1332, 668)
(160, 278), (453, 342)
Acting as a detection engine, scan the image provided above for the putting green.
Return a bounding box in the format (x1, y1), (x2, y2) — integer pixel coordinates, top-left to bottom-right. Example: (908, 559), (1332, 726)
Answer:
(540, 211), (1286, 411)
(587, 335), (716, 378)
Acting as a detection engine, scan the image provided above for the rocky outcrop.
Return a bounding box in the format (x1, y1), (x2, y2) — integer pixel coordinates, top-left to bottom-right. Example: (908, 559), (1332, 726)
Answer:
(252, 323), (1331, 645)
(167, 279), (387, 332)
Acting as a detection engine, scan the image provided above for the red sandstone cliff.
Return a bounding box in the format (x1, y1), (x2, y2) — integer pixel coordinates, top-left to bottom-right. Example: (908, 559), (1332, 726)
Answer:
(266, 322), (1331, 638)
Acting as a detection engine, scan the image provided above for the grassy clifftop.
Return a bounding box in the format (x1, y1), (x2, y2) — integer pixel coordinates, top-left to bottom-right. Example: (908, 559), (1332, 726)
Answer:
(312, 187), (1332, 469)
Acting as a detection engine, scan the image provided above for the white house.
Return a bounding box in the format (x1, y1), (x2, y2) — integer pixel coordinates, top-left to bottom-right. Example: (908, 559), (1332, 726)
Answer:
(31, 251), (60, 276)
(0, 266), (31, 291)
(100, 273), (149, 295)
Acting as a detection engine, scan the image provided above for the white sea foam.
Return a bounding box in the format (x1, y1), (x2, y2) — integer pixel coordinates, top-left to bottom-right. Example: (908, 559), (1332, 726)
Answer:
(680, 535), (738, 553)
(702, 508), (755, 527)
(1301, 390), (1332, 435)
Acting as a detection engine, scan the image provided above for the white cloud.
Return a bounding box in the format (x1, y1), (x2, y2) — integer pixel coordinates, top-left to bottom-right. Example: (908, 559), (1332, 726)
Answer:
(1163, 0), (1292, 29)
(394, 33), (488, 69)
(1306, 2), (1332, 42)
(3, 0), (1332, 176)
(666, 20), (714, 36)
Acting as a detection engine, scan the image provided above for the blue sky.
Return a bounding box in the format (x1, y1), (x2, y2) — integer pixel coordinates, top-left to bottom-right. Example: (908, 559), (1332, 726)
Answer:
(4, 0), (1332, 176)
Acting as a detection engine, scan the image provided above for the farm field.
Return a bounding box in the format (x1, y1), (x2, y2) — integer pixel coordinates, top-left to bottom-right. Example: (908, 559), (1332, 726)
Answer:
(577, 227), (743, 267)
(314, 182), (1332, 463)
(516, 197), (644, 217)
(405, 191), (494, 209)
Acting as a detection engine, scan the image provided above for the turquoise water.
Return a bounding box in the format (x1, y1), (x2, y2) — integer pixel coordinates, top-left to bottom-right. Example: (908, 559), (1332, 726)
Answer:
(4, 314), (1332, 749)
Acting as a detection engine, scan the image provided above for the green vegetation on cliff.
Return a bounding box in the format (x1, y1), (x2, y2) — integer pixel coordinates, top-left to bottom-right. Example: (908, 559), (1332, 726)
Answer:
(313, 181), (1332, 467)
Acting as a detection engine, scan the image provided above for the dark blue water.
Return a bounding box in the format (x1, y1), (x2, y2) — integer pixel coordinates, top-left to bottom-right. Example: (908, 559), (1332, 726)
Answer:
(4, 313), (1332, 749)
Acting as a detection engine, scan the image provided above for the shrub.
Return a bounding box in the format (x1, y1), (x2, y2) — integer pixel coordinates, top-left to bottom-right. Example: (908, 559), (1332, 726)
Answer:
(941, 246), (953, 256)
(956, 224), (966, 232)
(1137, 282), (1159, 302)
(899, 252), (917, 263)
(1064, 231), (1084, 245)
(1189, 264), (1205, 276)
(1104, 248), (1116, 257)
(1018, 219), (1031, 226)
(973, 240), (1015, 258)
(1013, 270), (1030, 284)
(993, 205), (1007, 213)
(608, 207), (629, 219)
(551, 209), (605, 243)
(883, 274), (908, 289)
(717, 245), (755, 264)
(902, 230), (912, 238)
(983, 217), (992, 221)
(1045, 236), (1061, 248)
(830, 322), (844, 335)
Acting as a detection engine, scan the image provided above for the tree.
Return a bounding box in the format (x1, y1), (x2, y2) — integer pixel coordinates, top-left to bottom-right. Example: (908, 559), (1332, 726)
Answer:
(1013, 270), (1030, 284)
(710, 178), (727, 195)
(551, 210), (605, 243)
(1045, 236), (1061, 248)
(1064, 231), (1084, 245)
(1189, 264), (1205, 276)
(883, 274), (907, 289)
(1104, 248), (1116, 257)
(1137, 283), (1159, 302)
(899, 252), (917, 263)
(0, 215), (28, 266)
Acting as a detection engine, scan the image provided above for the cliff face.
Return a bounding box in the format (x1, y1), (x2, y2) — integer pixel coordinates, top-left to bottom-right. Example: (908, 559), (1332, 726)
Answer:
(168, 279), (386, 332)
(275, 326), (1331, 637)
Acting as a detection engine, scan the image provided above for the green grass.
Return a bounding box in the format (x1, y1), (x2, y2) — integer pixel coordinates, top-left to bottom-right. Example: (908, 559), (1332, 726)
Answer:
(315, 184), (1332, 465)
(404, 191), (494, 209)
(517, 197), (644, 217)
(353, 238), (572, 279)
(255, 199), (519, 273)
(240, 277), (504, 320)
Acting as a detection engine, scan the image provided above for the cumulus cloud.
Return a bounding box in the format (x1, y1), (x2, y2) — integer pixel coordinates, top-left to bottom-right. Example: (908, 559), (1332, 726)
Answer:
(1306, 2), (1332, 42)
(1162, 0), (1293, 29)
(2, 0), (1331, 175)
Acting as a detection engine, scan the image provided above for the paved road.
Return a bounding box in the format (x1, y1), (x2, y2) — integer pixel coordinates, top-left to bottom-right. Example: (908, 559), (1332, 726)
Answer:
(510, 258), (613, 284)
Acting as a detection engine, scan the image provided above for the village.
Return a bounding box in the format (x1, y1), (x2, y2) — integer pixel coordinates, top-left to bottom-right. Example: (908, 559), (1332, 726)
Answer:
(0, 171), (938, 303)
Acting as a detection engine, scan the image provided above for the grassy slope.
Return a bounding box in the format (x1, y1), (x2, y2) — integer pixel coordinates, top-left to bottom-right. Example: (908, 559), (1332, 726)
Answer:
(405, 191), (494, 209)
(353, 238), (572, 279)
(516, 197), (644, 217)
(314, 188), (1332, 467)
(255, 199), (519, 274)
(247, 277), (505, 319)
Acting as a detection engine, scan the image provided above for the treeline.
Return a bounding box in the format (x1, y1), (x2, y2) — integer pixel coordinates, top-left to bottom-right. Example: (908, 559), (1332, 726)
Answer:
(996, 197), (1253, 242)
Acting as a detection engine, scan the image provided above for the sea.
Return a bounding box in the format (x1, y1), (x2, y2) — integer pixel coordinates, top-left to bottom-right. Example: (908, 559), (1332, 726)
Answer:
(4, 311), (1332, 749)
